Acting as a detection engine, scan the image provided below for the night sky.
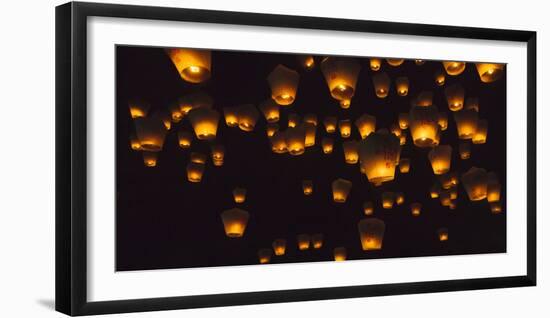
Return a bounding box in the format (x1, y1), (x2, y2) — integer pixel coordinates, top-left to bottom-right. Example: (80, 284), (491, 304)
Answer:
(115, 46), (506, 271)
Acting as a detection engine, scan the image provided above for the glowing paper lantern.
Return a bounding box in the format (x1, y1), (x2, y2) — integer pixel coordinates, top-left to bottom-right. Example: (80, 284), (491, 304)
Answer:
(398, 113), (409, 129)
(177, 130), (192, 149)
(415, 59), (425, 65)
(258, 99), (280, 123)
(267, 64), (299, 106)
(412, 91), (434, 107)
(258, 248), (272, 264)
(186, 162), (204, 183)
(386, 58), (404, 67)
(358, 218), (385, 251)
(438, 112), (448, 131)
(390, 124), (401, 137)
(188, 108), (220, 140)
(465, 97), (480, 112)
(334, 247), (347, 261)
(232, 187), (247, 203)
(320, 57), (361, 106)
(312, 234), (323, 249)
(342, 141), (359, 164)
(190, 152), (207, 164)
(400, 133), (407, 145)
(223, 107), (239, 127)
(324, 116), (337, 133)
(370, 58), (382, 71)
(134, 117), (167, 152)
(272, 239), (287, 256)
(298, 55), (315, 70)
(472, 119), (488, 144)
(358, 130), (401, 186)
(409, 105), (440, 147)
(237, 104), (260, 132)
(381, 192), (395, 209)
(440, 190), (451, 206)
(395, 76), (409, 96)
(434, 69), (446, 86)
(410, 202), (422, 216)
(339, 119), (352, 138)
(285, 126), (306, 156)
(178, 91), (214, 116)
(332, 178), (352, 203)
(142, 151), (157, 167)
(303, 113), (318, 126)
(128, 99), (150, 119)
(444, 83), (465, 111)
(129, 134), (141, 150)
(170, 105), (183, 123)
(210, 144), (225, 166)
(475, 63), (505, 83)
(266, 123), (279, 137)
(461, 167), (488, 201)
(372, 72), (391, 98)
(442, 61), (466, 76)
(487, 172), (501, 203)
(456, 142), (470, 161)
(454, 109), (479, 140)
(490, 202), (503, 214)
(395, 192), (405, 205)
(166, 48), (211, 83)
(437, 228), (449, 241)
(287, 113), (300, 128)
(220, 208), (249, 238)
(154, 111), (172, 131)
(321, 137), (334, 154)
(363, 201), (374, 215)
(430, 183), (440, 198)
(304, 123), (317, 147)
(302, 180), (313, 195)
(269, 131), (287, 154)
(297, 234), (311, 250)
(428, 145), (452, 175)
(355, 114), (376, 139)
(399, 158), (411, 173)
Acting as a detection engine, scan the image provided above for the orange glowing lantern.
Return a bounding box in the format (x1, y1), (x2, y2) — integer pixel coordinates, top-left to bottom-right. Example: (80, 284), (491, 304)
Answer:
(177, 130), (192, 149)
(381, 192), (395, 209)
(304, 123), (317, 147)
(372, 72), (391, 98)
(220, 208), (249, 238)
(398, 113), (409, 129)
(434, 69), (446, 86)
(303, 113), (318, 126)
(390, 124), (401, 137)
(339, 119), (352, 138)
(342, 141), (359, 164)
(428, 145), (452, 175)
(223, 106), (239, 128)
(166, 48), (211, 83)
(285, 126), (306, 156)
(370, 58), (382, 71)
(134, 117), (167, 152)
(297, 234), (311, 250)
(266, 123), (279, 137)
(465, 97), (480, 112)
(437, 228), (449, 241)
(412, 91), (434, 107)
(258, 248), (272, 264)
(190, 152), (207, 164)
(129, 134), (141, 151)
(487, 172), (501, 203)
(320, 57), (361, 105)
(237, 104), (260, 132)
(232, 187), (247, 203)
(363, 201), (374, 215)
(355, 114), (376, 139)
(312, 234), (324, 249)
(302, 180), (313, 195)
(454, 109), (479, 140)
(395, 76), (409, 96)
(322, 137), (334, 154)
(142, 151), (157, 167)
(475, 63), (505, 83)
(170, 105), (183, 123)
(154, 111), (172, 131)
(186, 162), (205, 183)
(259, 99), (280, 123)
(210, 144), (225, 166)
(438, 112), (448, 131)
(298, 55), (315, 70)
(334, 247), (347, 261)
(267, 64), (299, 106)
(430, 183), (441, 199)
(456, 143), (470, 162)
(287, 113), (300, 128)
(272, 239), (287, 256)
(409, 105), (440, 147)
(386, 58), (404, 67)
(128, 99), (150, 119)
(358, 218), (385, 251)
(358, 130), (401, 186)
(461, 167), (488, 201)
(415, 59), (425, 65)
(324, 116), (337, 133)
(332, 178), (352, 203)
(399, 158), (411, 173)
(444, 83), (465, 111)
(400, 133), (407, 145)
(410, 203), (422, 216)
(442, 61), (466, 76)
(490, 202), (503, 214)
(472, 119), (488, 144)
(270, 131), (287, 154)
(188, 108), (220, 140)
(395, 192), (405, 205)
(178, 91), (214, 116)
(440, 190), (451, 206)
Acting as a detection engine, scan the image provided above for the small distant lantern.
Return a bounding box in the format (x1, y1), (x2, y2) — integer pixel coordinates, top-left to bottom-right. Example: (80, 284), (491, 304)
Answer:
(304, 123), (317, 147)
(400, 133), (407, 145)
(449, 185), (458, 200)
(442, 61), (466, 76)
(370, 58), (382, 71)
(381, 192), (395, 209)
(465, 97), (480, 112)
(272, 239), (287, 256)
(298, 55), (315, 70)
(399, 158), (411, 173)
(324, 116), (338, 134)
(430, 183), (441, 199)
(386, 58), (404, 67)
(358, 218), (385, 251)
(395, 192), (405, 205)
(297, 234), (311, 250)
(475, 63), (505, 83)
(439, 173), (453, 190)
(355, 114), (376, 139)
(258, 248), (272, 264)
(449, 200), (458, 210)
(128, 99), (150, 119)
(410, 202), (422, 216)
(321, 57), (361, 105)
(236, 104), (260, 132)
(438, 112), (448, 131)
(321, 137), (334, 154)
(287, 113), (300, 128)
(312, 234), (324, 249)
(454, 109), (479, 140)
(134, 117), (167, 152)
(390, 124), (401, 137)
(339, 119), (352, 138)
(395, 77), (409, 96)
(487, 172), (501, 203)
(363, 201), (374, 215)
(415, 59), (425, 65)
(178, 91), (213, 116)
(270, 131), (287, 154)
(459, 142), (471, 160)
(142, 151), (157, 167)
(258, 99), (280, 123)
(266, 123), (279, 137)
(223, 106), (239, 127)
(372, 72), (391, 98)
(285, 126), (306, 156)
(412, 91), (434, 107)
(409, 105), (440, 147)
(437, 228), (449, 241)
(461, 167), (488, 201)
(332, 178), (352, 203)
(211, 144), (225, 166)
(177, 130), (193, 149)
(188, 108), (220, 140)
(428, 145), (452, 175)
(490, 202), (503, 214)
(170, 105), (183, 123)
(190, 152), (207, 164)
(129, 134), (141, 150)
(398, 113), (409, 129)
(333, 247), (347, 261)
(187, 162), (205, 183)
(434, 69), (446, 86)
(166, 48), (211, 83)
(358, 130), (401, 186)
(444, 83), (465, 111)
(440, 190), (451, 206)
(342, 140), (359, 164)
(154, 111), (172, 131)
(232, 187), (247, 203)
(220, 208), (249, 238)
(472, 119), (488, 144)
(267, 64), (299, 106)
(303, 113), (318, 126)
(302, 180), (313, 195)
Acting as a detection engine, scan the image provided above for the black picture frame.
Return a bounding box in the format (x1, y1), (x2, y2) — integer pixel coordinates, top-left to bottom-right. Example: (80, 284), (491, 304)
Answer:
(55, 1), (537, 316)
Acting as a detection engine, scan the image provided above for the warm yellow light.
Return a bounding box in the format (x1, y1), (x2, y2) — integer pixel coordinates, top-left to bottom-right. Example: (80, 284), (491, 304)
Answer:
(220, 208), (250, 238)
(177, 130), (193, 149)
(166, 48), (211, 83)
(269, 131), (287, 154)
(459, 142), (471, 160)
(186, 162), (205, 183)
(338, 119), (352, 138)
(381, 192), (395, 209)
(395, 76), (409, 96)
(428, 145), (452, 175)
(358, 218), (385, 251)
(312, 234), (323, 249)
(259, 99), (280, 123)
(285, 126), (306, 156)
(475, 63), (505, 83)
(237, 104), (260, 132)
(324, 116), (337, 133)
(233, 187), (247, 203)
(267, 64), (299, 106)
(442, 61), (466, 76)
(399, 158), (411, 173)
(355, 114), (376, 139)
(258, 248), (272, 264)
(188, 108), (220, 140)
(342, 141), (359, 164)
(272, 239), (287, 256)
(320, 57), (360, 105)
(410, 203), (422, 216)
(454, 109), (479, 140)
(444, 83), (465, 111)
(395, 192), (405, 205)
(333, 247), (347, 261)
(142, 152), (157, 167)
(438, 228), (449, 241)
(490, 202), (503, 214)
(302, 180), (313, 195)
(134, 117), (167, 152)
(297, 234), (311, 250)
(128, 100), (150, 119)
(487, 172), (501, 203)
(461, 167), (488, 201)
(358, 130), (401, 185)
(472, 119), (488, 144)
(363, 201), (374, 215)
(386, 58), (404, 67)
(372, 72), (390, 98)
(370, 58), (382, 71)
(409, 105), (440, 147)
(321, 137), (334, 154)
(332, 178), (352, 203)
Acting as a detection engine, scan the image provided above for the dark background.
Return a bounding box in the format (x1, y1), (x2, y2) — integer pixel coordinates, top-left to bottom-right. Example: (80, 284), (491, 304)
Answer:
(115, 46), (506, 271)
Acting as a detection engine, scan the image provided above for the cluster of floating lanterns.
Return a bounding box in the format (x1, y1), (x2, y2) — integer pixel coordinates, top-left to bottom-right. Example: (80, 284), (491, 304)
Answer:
(127, 48), (505, 264)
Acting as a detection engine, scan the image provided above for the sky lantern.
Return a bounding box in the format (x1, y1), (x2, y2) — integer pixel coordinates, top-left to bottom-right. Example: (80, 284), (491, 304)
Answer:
(186, 162), (205, 183)
(439, 190), (451, 206)
(359, 130), (401, 186)
(297, 234), (311, 250)
(210, 144), (225, 166)
(400, 133), (407, 145)
(410, 203), (422, 216)
(358, 218), (385, 251)
(258, 99), (280, 123)
(430, 183), (441, 198)
(465, 97), (480, 112)
(355, 114), (376, 139)
(190, 152), (207, 164)
(454, 109), (479, 140)
(437, 228), (449, 241)
(134, 117), (167, 152)
(166, 48), (211, 83)
(434, 69), (446, 86)
(386, 58), (404, 67)
(442, 61), (466, 76)
(322, 137), (334, 154)
(287, 113), (300, 128)
(312, 234), (324, 249)
(381, 192), (395, 209)
(272, 239), (287, 256)
(412, 91), (434, 107)
(332, 178), (352, 203)
(395, 76), (409, 96)
(129, 134), (141, 151)
(324, 116), (337, 133)
(458, 141), (471, 160)
(303, 113), (318, 126)
(302, 180), (313, 195)
(363, 201), (374, 215)
(188, 107), (220, 140)
(370, 58), (382, 71)
(415, 59), (425, 65)
(475, 63), (505, 83)
(298, 55), (315, 70)
(142, 151), (157, 167)
(236, 104), (260, 132)
(220, 208), (249, 238)
(444, 83), (465, 111)
(428, 145), (452, 175)
(285, 126), (306, 156)
(176, 130), (192, 149)
(372, 72), (391, 98)
(270, 131), (287, 154)
(258, 248), (272, 264)
(339, 119), (352, 138)
(449, 185), (458, 200)
(472, 119), (488, 144)
(222, 106), (239, 128)
(304, 123), (317, 147)
(178, 91), (214, 116)
(232, 187), (247, 203)
(399, 158), (411, 173)
(437, 112), (448, 131)
(266, 123), (279, 137)
(461, 167), (488, 201)
(438, 172), (453, 190)
(154, 111), (172, 131)
(487, 172), (501, 203)
(170, 104), (183, 123)
(409, 105), (440, 147)
(128, 99), (150, 119)
(490, 202), (503, 214)
(320, 57), (361, 107)
(342, 140), (359, 164)
(395, 192), (405, 205)
(334, 247), (347, 261)
(267, 64), (299, 106)
(390, 124), (402, 137)
(398, 113), (409, 129)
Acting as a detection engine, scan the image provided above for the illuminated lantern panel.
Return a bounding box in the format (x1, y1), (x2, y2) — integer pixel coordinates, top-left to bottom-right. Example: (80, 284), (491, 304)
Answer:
(440, 190), (451, 206)
(444, 83), (465, 111)
(170, 105), (183, 123)
(298, 55), (315, 70)
(128, 100), (150, 119)
(437, 228), (449, 241)
(332, 178), (352, 203)
(476, 63), (505, 83)
(186, 162), (205, 183)
(398, 113), (409, 129)
(409, 105), (440, 148)
(188, 108), (220, 140)
(285, 126), (306, 156)
(211, 144), (225, 166)
(415, 59), (425, 65)
(395, 76), (409, 96)
(434, 69), (446, 86)
(400, 133), (407, 145)
(430, 183), (441, 199)
(372, 72), (391, 98)
(220, 208), (250, 238)
(465, 97), (480, 112)
(324, 116), (338, 134)
(134, 117), (167, 152)
(438, 112), (448, 131)
(304, 123), (317, 147)
(266, 123), (279, 137)
(410, 202), (422, 216)
(129, 134), (141, 151)
(359, 130), (401, 186)
(272, 239), (287, 256)
(270, 131), (287, 154)
(232, 187), (247, 204)
(472, 119), (488, 144)
(338, 119), (352, 138)
(258, 248), (272, 264)
(190, 152), (207, 164)
(333, 247), (347, 261)
(428, 145), (452, 175)
(412, 91), (434, 107)
(223, 106), (239, 128)
(355, 114), (376, 139)
(302, 180), (313, 196)
(142, 151), (157, 167)
(342, 141), (359, 164)
(381, 192), (395, 209)
(461, 167), (489, 201)
(178, 91), (214, 116)
(459, 142), (471, 159)
(386, 58), (404, 67)
(487, 172), (501, 203)
(166, 48), (211, 83)
(303, 113), (318, 126)
(490, 202), (503, 214)
(320, 57), (361, 104)
(442, 61), (466, 76)
(287, 113), (300, 128)
(358, 218), (385, 251)
(267, 64), (299, 106)
(237, 104), (260, 132)
(449, 171), (460, 187)
(258, 99), (280, 123)
(399, 158), (411, 173)
(395, 192), (405, 205)
(177, 130), (192, 149)
(297, 234), (311, 250)
(454, 109), (479, 140)
(321, 137), (334, 154)
(370, 58), (382, 71)
(312, 233), (324, 249)
(363, 201), (374, 215)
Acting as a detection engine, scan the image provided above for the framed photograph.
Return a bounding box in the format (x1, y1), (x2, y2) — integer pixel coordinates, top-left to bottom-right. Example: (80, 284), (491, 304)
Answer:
(56, 1), (536, 316)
